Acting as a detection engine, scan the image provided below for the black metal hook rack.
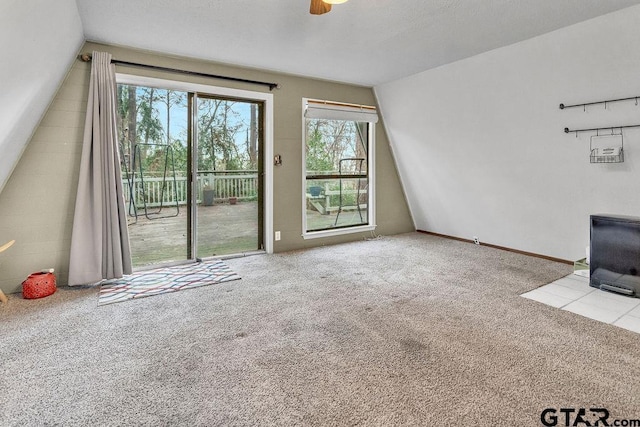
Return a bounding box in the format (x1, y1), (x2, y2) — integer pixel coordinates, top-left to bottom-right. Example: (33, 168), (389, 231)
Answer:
(564, 124), (640, 134)
(559, 95), (640, 110)
(561, 94), (640, 134)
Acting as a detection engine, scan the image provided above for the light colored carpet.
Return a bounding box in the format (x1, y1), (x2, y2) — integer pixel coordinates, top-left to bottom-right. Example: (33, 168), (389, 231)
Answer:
(1, 232), (638, 426)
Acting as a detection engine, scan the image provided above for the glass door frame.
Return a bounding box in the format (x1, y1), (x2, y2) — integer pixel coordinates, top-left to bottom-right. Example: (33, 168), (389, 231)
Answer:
(190, 93), (265, 259)
(117, 73), (275, 264)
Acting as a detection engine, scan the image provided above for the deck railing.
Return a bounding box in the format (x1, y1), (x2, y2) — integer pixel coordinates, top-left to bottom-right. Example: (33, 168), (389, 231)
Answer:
(124, 171), (258, 208)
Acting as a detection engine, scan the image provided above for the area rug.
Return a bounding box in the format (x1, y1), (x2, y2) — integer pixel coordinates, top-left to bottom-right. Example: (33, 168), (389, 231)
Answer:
(98, 260), (241, 306)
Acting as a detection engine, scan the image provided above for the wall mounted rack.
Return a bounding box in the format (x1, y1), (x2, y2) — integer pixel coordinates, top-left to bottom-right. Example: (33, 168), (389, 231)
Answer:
(564, 124), (640, 134)
(559, 95), (640, 110)
(561, 94), (640, 135)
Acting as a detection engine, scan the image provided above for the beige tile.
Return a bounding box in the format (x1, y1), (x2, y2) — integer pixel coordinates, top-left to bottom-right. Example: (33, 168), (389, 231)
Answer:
(536, 282), (589, 300)
(565, 273), (589, 284)
(627, 304), (640, 318)
(563, 301), (622, 324)
(553, 277), (594, 294)
(523, 275), (640, 333)
(521, 289), (573, 308)
(613, 315), (640, 333)
(577, 290), (640, 313)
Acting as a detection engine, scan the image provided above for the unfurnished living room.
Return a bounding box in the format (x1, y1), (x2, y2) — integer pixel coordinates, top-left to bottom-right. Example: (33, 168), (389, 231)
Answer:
(2, 1), (640, 426)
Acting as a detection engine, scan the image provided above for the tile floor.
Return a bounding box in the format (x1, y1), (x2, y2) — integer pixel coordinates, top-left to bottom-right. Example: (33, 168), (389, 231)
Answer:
(521, 273), (640, 334)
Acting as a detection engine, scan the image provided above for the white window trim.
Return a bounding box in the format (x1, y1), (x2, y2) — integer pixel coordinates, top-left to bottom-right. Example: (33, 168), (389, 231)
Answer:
(301, 98), (376, 240)
(116, 73), (275, 254)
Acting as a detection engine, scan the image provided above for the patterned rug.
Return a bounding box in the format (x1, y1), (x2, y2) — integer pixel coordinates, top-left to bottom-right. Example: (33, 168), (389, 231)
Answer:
(98, 260), (241, 306)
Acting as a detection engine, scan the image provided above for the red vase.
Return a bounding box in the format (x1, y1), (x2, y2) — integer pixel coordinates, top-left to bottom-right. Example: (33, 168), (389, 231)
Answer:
(22, 271), (56, 299)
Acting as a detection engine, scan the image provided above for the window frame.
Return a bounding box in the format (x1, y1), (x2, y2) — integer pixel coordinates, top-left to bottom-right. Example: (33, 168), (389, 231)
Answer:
(301, 98), (376, 239)
(117, 73), (275, 254)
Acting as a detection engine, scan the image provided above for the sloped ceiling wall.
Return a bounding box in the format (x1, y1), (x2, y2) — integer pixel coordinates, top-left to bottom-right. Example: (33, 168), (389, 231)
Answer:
(375, 5), (640, 261)
(0, 0), (84, 193)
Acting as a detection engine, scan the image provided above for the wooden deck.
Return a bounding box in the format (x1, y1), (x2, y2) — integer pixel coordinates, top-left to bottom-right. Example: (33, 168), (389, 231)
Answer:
(127, 201), (258, 267)
(306, 207), (369, 231)
(127, 200), (369, 267)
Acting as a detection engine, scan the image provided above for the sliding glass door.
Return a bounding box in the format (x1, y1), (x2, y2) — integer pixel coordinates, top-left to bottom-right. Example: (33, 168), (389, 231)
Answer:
(117, 85), (189, 266)
(116, 84), (263, 268)
(194, 94), (263, 259)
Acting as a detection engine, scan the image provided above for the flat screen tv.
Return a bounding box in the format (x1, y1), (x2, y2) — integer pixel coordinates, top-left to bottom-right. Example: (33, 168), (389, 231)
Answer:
(590, 214), (640, 298)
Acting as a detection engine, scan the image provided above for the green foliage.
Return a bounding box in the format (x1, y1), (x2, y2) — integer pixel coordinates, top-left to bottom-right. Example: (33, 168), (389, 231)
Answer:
(139, 139), (186, 176)
(116, 85), (260, 175)
(116, 85), (130, 137)
(137, 88), (164, 144)
(197, 99), (258, 171)
(306, 126), (334, 172)
(305, 119), (365, 174)
(170, 138), (188, 173)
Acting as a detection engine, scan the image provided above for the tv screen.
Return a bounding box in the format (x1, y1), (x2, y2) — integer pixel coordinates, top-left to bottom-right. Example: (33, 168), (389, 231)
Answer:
(590, 214), (640, 297)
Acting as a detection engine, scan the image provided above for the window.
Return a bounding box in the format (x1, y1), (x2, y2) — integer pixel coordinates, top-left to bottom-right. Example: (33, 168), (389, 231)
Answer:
(302, 99), (377, 238)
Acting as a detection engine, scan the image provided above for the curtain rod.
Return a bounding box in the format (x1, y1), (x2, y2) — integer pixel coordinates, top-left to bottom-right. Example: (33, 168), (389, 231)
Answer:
(78, 53), (279, 91)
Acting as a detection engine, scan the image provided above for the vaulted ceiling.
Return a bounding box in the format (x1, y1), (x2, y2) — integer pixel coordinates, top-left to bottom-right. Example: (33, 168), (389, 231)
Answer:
(76, 0), (640, 87)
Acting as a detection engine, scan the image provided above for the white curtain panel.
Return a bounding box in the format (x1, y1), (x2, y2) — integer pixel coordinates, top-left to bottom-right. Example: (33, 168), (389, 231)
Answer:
(68, 51), (132, 286)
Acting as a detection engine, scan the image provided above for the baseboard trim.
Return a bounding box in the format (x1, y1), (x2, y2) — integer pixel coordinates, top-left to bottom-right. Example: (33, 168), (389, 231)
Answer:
(416, 230), (573, 265)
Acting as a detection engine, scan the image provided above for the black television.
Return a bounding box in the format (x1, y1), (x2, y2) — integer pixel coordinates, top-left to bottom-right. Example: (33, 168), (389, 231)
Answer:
(590, 214), (640, 298)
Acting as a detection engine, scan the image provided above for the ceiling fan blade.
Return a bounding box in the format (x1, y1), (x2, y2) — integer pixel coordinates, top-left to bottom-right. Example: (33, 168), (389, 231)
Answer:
(310, 0), (331, 15)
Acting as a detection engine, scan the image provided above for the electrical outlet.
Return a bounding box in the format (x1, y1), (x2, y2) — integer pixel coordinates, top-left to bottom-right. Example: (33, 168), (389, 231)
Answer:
(275, 231), (281, 241)
(473, 236), (480, 245)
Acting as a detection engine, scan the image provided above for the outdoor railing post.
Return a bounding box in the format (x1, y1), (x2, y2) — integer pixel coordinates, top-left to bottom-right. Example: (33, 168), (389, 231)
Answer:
(325, 182), (331, 212)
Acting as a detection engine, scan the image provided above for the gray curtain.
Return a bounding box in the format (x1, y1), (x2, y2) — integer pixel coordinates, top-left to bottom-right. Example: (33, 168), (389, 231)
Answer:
(68, 51), (132, 286)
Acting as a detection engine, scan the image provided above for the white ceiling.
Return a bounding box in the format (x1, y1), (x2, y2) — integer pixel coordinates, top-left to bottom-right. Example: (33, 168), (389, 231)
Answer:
(76, 0), (640, 87)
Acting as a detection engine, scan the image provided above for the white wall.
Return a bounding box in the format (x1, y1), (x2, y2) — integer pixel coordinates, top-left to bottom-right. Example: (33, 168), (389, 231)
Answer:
(0, 0), (84, 193)
(375, 5), (640, 261)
